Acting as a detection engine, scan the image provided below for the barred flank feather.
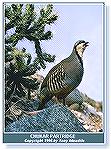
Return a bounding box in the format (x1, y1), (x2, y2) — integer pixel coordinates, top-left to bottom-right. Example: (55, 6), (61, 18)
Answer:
(47, 65), (66, 92)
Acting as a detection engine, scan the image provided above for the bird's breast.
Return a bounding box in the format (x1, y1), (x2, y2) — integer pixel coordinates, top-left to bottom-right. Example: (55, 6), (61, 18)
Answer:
(63, 57), (84, 87)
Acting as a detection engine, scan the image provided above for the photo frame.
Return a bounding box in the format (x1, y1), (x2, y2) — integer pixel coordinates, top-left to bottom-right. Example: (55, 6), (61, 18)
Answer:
(3, 2), (107, 145)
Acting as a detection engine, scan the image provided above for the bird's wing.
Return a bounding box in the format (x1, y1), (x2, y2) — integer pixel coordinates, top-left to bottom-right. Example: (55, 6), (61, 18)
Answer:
(41, 63), (67, 93)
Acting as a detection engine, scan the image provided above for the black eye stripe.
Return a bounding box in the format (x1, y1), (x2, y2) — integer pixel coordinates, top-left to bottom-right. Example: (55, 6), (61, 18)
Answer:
(74, 40), (86, 48)
(77, 42), (85, 47)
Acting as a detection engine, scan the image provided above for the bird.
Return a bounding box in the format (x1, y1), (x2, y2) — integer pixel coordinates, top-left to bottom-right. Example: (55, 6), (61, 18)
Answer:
(38, 40), (89, 110)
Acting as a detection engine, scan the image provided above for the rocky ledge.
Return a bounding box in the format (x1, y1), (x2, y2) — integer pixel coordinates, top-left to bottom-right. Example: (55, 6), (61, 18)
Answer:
(5, 105), (87, 132)
(5, 81), (103, 133)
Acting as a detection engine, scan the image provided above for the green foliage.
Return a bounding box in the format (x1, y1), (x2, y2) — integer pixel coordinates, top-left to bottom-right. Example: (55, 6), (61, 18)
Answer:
(5, 3), (58, 69)
(5, 3), (58, 114)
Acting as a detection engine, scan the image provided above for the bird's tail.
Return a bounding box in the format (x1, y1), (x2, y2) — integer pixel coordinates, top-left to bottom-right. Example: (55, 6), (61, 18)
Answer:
(37, 87), (53, 110)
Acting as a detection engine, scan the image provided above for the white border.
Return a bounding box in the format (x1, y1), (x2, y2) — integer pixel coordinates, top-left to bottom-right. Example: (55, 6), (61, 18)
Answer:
(0, 0), (110, 149)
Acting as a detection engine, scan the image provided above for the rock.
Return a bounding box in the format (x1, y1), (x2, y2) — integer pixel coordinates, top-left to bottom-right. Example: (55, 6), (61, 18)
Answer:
(16, 98), (40, 112)
(95, 102), (102, 112)
(96, 112), (103, 118)
(65, 89), (83, 106)
(5, 105), (87, 132)
(45, 89), (83, 108)
(71, 103), (103, 132)
(5, 98), (40, 126)
(81, 93), (102, 112)
(45, 99), (56, 108)
(82, 102), (98, 116)
(69, 103), (80, 111)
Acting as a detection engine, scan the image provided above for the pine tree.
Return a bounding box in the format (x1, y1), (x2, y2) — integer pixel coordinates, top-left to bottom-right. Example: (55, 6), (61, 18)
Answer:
(5, 4), (58, 117)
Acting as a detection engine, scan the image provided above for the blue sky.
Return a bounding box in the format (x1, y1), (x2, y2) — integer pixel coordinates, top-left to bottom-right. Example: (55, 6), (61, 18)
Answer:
(16, 3), (104, 101)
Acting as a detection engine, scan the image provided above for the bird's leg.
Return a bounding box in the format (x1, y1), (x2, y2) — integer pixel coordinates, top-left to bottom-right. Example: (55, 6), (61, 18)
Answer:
(37, 99), (46, 110)
(63, 98), (66, 106)
(52, 96), (60, 104)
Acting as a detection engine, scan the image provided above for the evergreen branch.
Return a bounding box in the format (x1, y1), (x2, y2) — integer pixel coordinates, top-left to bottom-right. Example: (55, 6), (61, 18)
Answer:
(21, 77), (40, 89)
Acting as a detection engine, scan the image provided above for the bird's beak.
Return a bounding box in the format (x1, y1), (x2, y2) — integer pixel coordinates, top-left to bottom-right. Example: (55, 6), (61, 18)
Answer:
(85, 42), (89, 47)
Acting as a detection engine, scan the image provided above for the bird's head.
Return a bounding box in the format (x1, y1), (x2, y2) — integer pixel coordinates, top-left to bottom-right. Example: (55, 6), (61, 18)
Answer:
(74, 40), (89, 58)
